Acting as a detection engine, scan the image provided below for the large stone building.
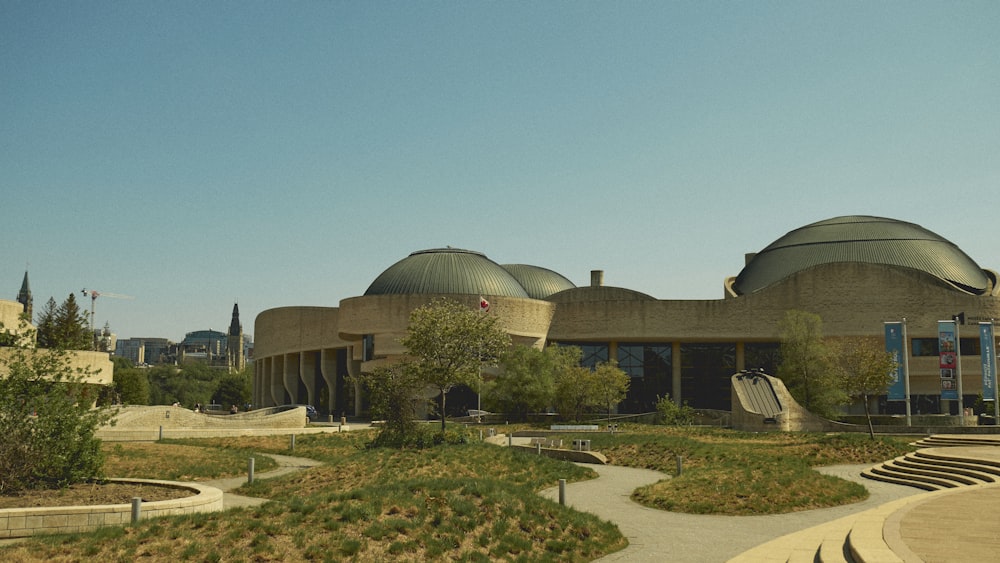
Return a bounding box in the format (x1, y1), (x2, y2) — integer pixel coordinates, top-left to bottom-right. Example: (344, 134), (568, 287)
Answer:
(253, 216), (1000, 418)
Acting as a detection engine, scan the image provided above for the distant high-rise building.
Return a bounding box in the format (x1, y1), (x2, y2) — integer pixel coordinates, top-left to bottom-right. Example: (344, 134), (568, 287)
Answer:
(16, 271), (32, 319)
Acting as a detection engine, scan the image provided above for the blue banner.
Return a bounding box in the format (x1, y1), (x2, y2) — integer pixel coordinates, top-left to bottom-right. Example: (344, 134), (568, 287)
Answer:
(885, 322), (906, 401)
(939, 320), (959, 400)
(981, 323), (996, 402)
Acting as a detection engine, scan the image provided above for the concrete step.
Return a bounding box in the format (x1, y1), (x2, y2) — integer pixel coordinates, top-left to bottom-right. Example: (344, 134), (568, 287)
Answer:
(881, 458), (983, 486)
(861, 467), (947, 491)
(893, 456), (998, 483)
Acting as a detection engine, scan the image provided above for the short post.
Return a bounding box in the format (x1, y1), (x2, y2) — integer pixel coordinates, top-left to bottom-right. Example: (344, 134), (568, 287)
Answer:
(131, 497), (142, 524)
(328, 414), (334, 423)
(536, 443), (542, 455)
(248, 457), (255, 484)
(290, 434), (295, 451)
(676, 455), (683, 477)
(558, 479), (566, 505)
(158, 425), (163, 441)
(479, 429), (483, 441)
(508, 434), (512, 447)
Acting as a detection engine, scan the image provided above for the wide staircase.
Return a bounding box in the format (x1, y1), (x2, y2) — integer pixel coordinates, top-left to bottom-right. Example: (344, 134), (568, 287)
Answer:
(728, 435), (1000, 563)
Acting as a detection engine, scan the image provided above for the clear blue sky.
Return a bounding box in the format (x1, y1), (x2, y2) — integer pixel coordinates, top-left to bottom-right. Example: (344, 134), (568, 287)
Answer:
(2, 2), (998, 342)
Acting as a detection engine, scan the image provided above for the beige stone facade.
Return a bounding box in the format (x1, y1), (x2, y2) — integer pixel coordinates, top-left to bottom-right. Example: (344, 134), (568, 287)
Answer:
(0, 298), (113, 386)
(253, 217), (1000, 418)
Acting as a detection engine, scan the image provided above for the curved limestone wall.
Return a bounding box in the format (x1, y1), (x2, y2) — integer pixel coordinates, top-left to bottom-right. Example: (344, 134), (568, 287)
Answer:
(0, 478), (223, 539)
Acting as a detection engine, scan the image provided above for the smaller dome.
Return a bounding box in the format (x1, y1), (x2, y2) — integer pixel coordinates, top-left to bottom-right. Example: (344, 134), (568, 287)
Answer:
(501, 264), (576, 299)
(365, 248), (530, 298)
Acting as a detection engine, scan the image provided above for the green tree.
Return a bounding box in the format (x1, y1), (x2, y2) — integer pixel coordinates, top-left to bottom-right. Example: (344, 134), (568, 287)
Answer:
(53, 293), (91, 350)
(401, 298), (511, 433)
(34, 297), (58, 348)
(213, 367), (252, 408)
(593, 361), (630, 424)
(551, 353), (631, 423)
(487, 345), (568, 420)
(147, 361), (220, 407)
(0, 322), (113, 493)
(777, 310), (845, 419)
(829, 336), (897, 439)
(360, 361), (425, 447)
(101, 356), (149, 405)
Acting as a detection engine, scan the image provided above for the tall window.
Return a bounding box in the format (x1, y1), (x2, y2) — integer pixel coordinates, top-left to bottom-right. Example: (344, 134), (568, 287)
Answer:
(617, 343), (672, 413)
(680, 343), (736, 411)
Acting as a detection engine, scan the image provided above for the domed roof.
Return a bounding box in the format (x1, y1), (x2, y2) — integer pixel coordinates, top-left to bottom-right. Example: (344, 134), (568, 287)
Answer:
(501, 264), (576, 299)
(365, 248), (530, 297)
(733, 215), (990, 295)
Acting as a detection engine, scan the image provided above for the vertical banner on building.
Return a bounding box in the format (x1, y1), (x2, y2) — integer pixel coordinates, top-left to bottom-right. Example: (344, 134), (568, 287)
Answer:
(939, 320), (959, 400)
(885, 322), (906, 401)
(981, 322), (997, 402)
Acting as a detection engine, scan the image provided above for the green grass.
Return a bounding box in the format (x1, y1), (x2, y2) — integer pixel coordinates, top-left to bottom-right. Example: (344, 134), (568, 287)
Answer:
(0, 425), (919, 560)
(103, 440), (278, 480)
(565, 425), (917, 515)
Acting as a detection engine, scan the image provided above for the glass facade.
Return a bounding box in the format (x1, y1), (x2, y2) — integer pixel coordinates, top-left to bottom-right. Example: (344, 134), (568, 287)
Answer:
(617, 343), (672, 412)
(680, 343), (736, 410)
(744, 342), (781, 375)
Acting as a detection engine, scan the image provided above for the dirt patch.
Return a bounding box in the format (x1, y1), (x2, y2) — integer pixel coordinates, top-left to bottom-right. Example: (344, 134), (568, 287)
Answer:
(0, 482), (195, 509)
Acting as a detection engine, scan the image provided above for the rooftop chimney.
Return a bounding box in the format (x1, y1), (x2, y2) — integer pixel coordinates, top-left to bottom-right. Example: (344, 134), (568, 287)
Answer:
(590, 270), (604, 287)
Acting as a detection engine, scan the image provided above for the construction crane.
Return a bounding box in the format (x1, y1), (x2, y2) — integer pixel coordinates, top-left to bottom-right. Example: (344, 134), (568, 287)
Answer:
(81, 288), (134, 350)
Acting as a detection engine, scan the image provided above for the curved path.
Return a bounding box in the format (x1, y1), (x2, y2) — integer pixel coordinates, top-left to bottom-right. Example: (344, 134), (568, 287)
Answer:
(538, 462), (922, 562)
(200, 453), (324, 509)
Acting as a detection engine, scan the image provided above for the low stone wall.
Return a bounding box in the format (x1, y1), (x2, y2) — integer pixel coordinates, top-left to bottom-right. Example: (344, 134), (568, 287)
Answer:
(97, 405), (310, 441)
(0, 478), (223, 539)
(510, 445), (608, 464)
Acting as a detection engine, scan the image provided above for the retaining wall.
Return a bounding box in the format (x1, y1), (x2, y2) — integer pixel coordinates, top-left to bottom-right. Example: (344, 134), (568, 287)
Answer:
(0, 478), (223, 539)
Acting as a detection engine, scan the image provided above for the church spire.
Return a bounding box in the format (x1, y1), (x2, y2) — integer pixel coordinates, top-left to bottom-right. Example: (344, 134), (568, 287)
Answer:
(16, 270), (32, 320)
(229, 302), (241, 336)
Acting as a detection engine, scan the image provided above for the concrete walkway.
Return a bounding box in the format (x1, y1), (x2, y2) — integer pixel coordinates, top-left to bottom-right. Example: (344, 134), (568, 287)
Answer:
(523, 436), (923, 562)
(199, 453), (324, 509)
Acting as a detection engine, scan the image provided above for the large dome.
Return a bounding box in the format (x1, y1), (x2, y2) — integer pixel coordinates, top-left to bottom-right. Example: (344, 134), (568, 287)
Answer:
(365, 248), (530, 297)
(501, 264), (576, 299)
(733, 215), (991, 295)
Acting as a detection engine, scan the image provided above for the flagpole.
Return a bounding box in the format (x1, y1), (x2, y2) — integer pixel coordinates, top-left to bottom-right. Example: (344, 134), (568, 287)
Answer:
(955, 317), (964, 422)
(903, 318), (912, 426)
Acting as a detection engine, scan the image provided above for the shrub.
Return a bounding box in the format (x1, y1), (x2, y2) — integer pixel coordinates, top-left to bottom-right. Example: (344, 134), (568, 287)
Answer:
(655, 394), (696, 426)
(0, 323), (114, 493)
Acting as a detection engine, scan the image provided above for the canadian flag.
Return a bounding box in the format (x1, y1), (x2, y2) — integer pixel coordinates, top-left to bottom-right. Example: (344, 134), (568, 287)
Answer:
(479, 296), (490, 312)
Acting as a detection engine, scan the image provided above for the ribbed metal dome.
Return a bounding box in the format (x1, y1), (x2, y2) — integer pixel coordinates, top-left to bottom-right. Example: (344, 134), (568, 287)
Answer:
(501, 264), (576, 299)
(733, 216), (990, 295)
(365, 248), (530, 297)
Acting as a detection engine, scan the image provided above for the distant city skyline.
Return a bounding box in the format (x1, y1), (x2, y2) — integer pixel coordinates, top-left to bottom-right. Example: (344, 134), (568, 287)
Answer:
(3, 2), (998, 340)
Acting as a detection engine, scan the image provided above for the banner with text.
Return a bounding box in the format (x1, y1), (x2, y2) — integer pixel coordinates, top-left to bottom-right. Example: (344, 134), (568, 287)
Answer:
(885, 322), (906, 401)
(981, 322), (996, 402)
(939, 320), (959, 400)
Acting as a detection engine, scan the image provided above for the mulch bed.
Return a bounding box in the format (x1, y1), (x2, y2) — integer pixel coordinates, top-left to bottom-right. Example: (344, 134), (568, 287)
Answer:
(0, 482), (195, 509)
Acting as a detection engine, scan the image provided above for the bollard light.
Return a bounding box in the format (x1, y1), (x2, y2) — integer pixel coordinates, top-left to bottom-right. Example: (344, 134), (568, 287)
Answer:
(558, 479), (566, 505)
(248, 457), (255, 484)
(131, 497), (142, 524)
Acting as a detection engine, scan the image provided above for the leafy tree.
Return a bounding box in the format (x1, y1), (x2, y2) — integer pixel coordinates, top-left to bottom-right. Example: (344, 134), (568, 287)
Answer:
(487, 345), (569, 420)
(147, 361), (220, 407)
(99, 356), (150, 406)
(551, 354), (631, 422)
(593, 361), (630, 424)
(401, 298), (511, 433)
(777, 310), (845, 419)
(0, 322), (113, 493)
(829, 336), (897, 439)
(360, 361), (425, 447)
(213, 368), (252, 408)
